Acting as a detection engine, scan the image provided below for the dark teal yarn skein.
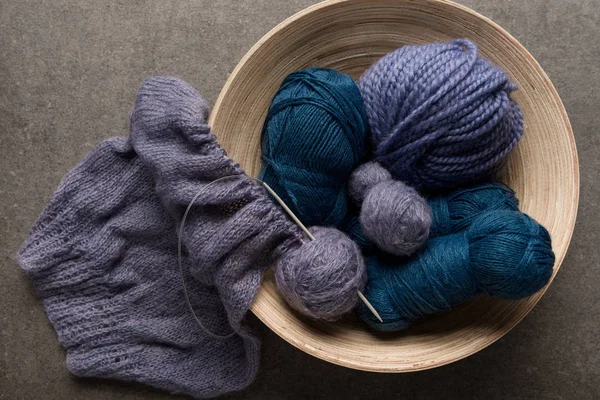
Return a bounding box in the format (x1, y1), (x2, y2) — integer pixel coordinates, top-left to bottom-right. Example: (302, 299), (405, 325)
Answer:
(259, 68), (368, 227)
(358, 210), (555, 332)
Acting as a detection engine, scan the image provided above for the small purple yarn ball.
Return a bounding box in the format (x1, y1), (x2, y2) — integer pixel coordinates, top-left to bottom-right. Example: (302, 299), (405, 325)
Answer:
(348, 161), (392, 205)
(358, 39), (523, 192)
(361, 180), (432, 256)
(275, 227), (367, 321)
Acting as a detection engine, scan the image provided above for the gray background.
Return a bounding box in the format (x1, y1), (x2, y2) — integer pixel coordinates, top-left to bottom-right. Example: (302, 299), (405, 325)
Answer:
(1, 0), (598, 399)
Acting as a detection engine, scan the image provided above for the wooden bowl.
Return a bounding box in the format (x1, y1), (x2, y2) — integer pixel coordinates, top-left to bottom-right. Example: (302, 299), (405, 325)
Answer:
(209, 0), (578, 372)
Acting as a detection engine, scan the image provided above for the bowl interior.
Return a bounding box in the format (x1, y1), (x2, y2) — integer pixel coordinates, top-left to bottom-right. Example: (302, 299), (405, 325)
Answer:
(209, 0), (578, 372)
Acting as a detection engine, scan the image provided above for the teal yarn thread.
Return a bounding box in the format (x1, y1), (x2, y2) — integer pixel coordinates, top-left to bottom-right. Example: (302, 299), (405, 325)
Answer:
(428, 182), (519, 236)
(259, 68), (368, 227)
(358, 210), (555, 332)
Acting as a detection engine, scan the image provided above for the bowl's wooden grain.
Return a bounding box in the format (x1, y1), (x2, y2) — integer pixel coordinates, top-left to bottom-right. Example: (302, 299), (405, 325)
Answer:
(209, 0), (578, 372)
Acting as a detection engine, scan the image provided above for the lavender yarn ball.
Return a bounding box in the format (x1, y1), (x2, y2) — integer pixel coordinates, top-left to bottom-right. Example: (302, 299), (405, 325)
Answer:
(275, 227), (367, 321)
(358, 39), (523, 192)
(348, 161), (392, 205)
(348, 161), (431, 256)
(361, 180), (432, 256)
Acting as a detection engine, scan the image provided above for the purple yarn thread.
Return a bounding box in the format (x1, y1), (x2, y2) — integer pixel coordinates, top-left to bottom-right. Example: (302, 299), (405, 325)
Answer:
(348, 162), (431, 256)
(358, 39), (523, 192)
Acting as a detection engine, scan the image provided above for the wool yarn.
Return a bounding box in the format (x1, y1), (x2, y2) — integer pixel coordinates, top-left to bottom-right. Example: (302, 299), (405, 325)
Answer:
(358, 210), (554, 331)
(260, 68), (368, 227)
(348, 161), (431, 256)
(361, 180), (431, 256)
(358, 39), (523, 192)
(428, 182), (519, 236)
(275, 227), (367, 321)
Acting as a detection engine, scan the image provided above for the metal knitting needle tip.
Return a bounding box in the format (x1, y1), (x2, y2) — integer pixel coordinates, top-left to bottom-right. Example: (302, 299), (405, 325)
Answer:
(357, 290), (383, 323)
(262, 181), (383, 324)
(262, 182), (315, 240)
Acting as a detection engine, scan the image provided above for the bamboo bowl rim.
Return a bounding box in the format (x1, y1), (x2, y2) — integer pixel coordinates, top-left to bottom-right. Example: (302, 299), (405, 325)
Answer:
(209, 0), (579, 372)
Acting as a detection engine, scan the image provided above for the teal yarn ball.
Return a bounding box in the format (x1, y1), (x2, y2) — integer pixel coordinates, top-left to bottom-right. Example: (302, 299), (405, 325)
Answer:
(259, 68), (368, 227)
(358, 210), (555, 332)
(428, 182), (520, 236)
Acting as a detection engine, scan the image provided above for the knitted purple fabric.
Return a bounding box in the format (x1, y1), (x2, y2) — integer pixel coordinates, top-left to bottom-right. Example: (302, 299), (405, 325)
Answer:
(18, 77), (303, 398)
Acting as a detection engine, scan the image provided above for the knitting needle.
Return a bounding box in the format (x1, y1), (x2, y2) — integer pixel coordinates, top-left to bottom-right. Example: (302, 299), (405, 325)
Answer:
(262, 182), (315, 241)
(262, 182), (384, 323)
(356, 291), (383, 323)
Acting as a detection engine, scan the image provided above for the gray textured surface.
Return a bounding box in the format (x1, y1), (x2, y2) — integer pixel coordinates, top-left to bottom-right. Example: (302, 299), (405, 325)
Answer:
(0, 0), (598, 399)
